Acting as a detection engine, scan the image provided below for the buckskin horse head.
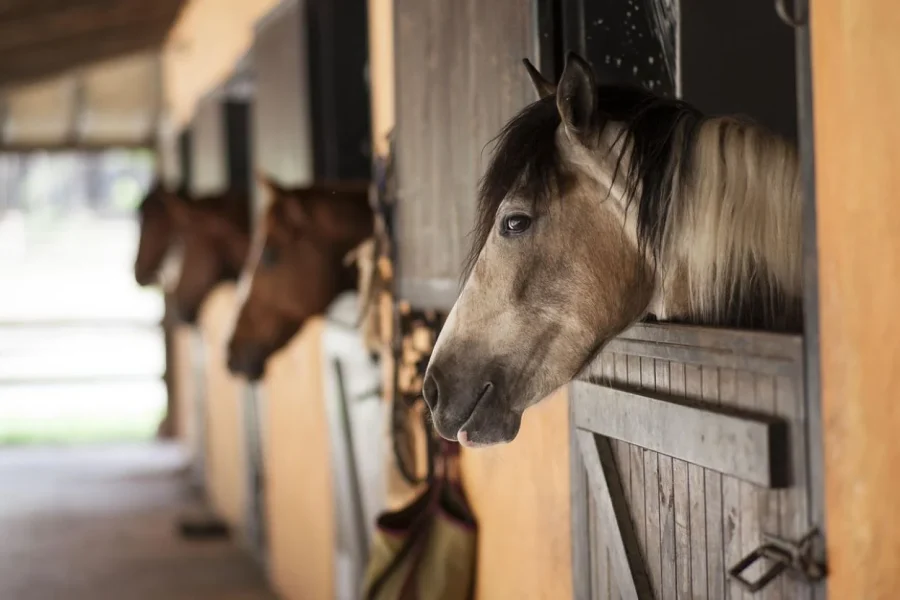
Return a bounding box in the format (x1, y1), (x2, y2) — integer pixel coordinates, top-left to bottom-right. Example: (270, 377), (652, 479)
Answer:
(227, 177), (373, 380)
(423, 53), (802, 447)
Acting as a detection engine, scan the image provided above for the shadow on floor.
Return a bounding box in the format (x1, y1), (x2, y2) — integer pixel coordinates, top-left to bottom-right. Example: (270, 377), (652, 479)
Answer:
(0, 442), (276, 600)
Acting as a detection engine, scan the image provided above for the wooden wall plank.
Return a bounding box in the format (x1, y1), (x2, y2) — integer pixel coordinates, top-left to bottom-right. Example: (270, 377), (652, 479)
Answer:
(655, 360), (676, 600)
(755, 375), (783, 600)
(613, 354), (632, 509)
(702, 367), (725, 600)
(719, 368), (743, 600)
(776, 373), (810, 600)
(572, 384), (782, 487)
(736, 371), (759, 600)
(627, 355), (648, 584)
(605, 339), (795, 378)
(641, 358), (662, 598)
(576, 429), (654, 600)
(669, 362), (692, 600)
(685, 365), (707, 600)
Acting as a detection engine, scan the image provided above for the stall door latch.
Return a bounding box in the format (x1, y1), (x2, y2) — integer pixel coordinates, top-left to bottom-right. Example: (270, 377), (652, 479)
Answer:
(729, 529), (827, 593)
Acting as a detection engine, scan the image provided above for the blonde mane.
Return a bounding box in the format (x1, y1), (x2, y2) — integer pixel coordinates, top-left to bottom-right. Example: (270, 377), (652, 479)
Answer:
(652, 117), (802, 329)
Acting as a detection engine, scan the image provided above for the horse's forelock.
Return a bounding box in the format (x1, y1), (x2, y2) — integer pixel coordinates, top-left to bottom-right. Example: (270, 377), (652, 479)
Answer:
(464, 96), (564, 282)
(463, 83), (707, 294)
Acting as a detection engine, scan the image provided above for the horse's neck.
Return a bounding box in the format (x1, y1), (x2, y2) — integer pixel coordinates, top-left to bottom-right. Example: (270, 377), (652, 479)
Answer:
(654, 117), (803, 328)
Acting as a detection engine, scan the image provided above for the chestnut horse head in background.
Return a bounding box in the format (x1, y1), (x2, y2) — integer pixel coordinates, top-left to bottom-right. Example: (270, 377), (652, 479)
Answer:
(227, 178), (373, 381)
(134, 180), (175, 287)
(165, 189), (252, 324)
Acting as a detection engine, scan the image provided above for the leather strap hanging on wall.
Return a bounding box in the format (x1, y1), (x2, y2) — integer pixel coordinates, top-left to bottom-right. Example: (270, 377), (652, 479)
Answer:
(362, 442), (477, 600)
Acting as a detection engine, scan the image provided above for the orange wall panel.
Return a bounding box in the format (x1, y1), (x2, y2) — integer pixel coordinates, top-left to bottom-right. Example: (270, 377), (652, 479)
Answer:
(812, 1), (900, 597)
(262, 319), (334, 600)
(172, 324), (197, 445)
(461, 391), (572, 600)
(198, 284), (248, 533)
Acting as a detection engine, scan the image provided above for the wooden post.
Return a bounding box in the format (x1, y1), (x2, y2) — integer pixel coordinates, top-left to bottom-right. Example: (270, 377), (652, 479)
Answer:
(811, 1), (900, 597)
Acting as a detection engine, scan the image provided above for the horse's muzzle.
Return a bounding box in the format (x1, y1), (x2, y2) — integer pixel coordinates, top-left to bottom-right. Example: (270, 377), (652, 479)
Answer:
(227, 342), (266, 381)
(423, 365), (495, 441)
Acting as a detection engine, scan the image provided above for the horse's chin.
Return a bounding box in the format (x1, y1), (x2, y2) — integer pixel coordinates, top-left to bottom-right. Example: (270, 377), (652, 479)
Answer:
(452, 405), (522, 448)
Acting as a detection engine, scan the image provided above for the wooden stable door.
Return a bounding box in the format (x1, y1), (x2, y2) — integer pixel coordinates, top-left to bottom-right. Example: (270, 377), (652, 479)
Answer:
(558, 0), (824, 597)
(570, 326), (820, 599)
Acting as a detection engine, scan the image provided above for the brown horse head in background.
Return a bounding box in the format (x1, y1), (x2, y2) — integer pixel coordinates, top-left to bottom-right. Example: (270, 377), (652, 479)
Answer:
(165, 189), (252, 324)
(227, 177), (373, 381)
(134, 180), (175, 287)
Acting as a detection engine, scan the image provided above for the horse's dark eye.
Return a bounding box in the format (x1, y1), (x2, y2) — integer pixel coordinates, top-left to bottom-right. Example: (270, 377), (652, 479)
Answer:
(260, 244), (279, 267)
(501, 214), (532, 236)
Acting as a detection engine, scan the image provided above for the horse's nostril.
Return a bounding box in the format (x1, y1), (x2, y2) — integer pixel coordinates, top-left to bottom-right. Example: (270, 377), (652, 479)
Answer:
(422, 370), (440, 411)
(227, 344), (266, 381)
(177, 305), (198, 325)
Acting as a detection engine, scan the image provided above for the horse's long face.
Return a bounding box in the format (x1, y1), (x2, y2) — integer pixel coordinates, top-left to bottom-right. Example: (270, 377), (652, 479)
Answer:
(227, 183), (363, 381)
(166, 194), (249, 324)
(134, 185), (174, 287)
(424, 54), (655, 447)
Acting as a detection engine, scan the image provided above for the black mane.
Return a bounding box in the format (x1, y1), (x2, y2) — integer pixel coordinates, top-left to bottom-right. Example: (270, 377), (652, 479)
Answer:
(467, 86), (702, 280)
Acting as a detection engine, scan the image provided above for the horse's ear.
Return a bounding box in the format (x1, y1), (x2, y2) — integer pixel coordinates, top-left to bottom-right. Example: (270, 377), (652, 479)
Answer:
(522, 58), (555, 99)
(274, 193), (311, 231)
(257, 171), (287, 197)
(557, 52), (598, 144)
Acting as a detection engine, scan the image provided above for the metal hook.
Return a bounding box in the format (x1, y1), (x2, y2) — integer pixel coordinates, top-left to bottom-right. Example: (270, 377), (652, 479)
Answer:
(776, 0), (807, 27)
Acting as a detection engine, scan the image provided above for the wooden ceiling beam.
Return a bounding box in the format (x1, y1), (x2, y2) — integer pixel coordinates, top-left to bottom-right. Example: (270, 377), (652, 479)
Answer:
(0, 28), (167, 86)
(0, 0), (185, 85)
(0, 0), (182, 51)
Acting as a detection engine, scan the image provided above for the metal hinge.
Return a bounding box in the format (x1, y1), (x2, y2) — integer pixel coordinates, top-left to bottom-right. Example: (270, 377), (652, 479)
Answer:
(728, 529), (827, 593)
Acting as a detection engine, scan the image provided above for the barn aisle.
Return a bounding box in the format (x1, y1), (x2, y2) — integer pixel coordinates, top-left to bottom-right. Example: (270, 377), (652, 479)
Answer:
(0, 442), (274, 600)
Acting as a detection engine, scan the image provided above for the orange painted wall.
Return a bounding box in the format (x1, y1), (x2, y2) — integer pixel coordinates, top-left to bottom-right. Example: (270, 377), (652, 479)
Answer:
(261, 319), (334, 600)
(461, 391), (572, 600)
(172, 324), (197, 444)
(812, 1), (900, 597)
(198, 284), (248, 532)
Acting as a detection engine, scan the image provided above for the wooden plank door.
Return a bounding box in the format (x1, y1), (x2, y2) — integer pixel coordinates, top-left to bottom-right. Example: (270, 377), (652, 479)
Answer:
(570, 325), (819, 600)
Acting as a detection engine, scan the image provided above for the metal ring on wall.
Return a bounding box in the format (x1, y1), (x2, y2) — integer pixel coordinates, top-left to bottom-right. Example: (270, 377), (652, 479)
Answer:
(776, 0), (808, 27)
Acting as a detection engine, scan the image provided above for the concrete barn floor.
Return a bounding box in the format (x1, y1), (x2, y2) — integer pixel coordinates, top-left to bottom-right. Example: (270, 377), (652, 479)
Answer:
(0, 442), (275, 600)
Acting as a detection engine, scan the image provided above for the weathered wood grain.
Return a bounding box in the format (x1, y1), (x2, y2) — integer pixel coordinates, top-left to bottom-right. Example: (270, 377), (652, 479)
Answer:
(628, 355), (648, 586)
(655, 360), (677, 600)
(685, 364), (708, 600)
(669, 362), (692, 600)
(577, 429), (654, 600)
(755, 375), (783, 600)
(719, 368), (744, 600)
(702, 366), (725, 600)
(572, 383), (784, 487)
(642, 358), (662, 598)
(736, 370), (759, 600)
